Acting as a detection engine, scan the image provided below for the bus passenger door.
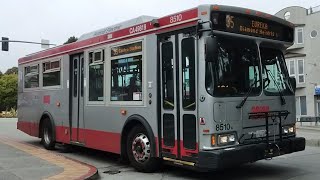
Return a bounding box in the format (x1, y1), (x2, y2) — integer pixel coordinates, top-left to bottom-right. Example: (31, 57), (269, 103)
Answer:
(159, 30), (198, 161)
(177, 33), (198, 161)
(160, 35), (179, 159)
(70, 53), (85, 143)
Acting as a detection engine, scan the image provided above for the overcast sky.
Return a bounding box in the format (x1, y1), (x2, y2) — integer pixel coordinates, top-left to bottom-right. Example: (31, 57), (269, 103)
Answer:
(0, 0), (319, 72)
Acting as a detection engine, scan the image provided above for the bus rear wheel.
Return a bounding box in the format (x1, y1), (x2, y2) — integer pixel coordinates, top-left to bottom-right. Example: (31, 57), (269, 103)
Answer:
(41, 118), (55, 150)
(127, 125), (160, 172)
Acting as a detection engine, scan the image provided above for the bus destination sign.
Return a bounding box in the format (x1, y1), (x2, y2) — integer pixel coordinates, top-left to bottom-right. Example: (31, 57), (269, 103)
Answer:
(111, 42), (142, 57)
(212, 12), (294, 42)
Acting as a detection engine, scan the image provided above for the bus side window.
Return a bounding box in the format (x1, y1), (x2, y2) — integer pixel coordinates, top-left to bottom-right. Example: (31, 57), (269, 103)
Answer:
(88, 50), (104, 101)
(24, 64), (39, 88)
(110, 55), (143, 101)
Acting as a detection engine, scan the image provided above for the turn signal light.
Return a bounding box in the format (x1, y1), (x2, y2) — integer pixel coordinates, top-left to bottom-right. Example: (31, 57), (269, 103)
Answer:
(211, 135), (216, 146)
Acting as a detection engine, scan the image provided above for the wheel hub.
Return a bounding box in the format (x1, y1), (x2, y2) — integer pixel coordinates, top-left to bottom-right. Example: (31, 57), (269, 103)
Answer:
(132, 133), (151, 163)
(43, 127), (50, 145)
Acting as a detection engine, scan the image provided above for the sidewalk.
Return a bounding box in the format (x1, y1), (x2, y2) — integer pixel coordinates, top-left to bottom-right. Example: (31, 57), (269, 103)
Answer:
(296, 122), (320, 147)
(0, 136), (98, 180)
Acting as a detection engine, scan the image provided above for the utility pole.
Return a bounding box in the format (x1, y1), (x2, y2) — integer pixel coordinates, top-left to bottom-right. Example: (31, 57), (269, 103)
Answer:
(1, 37), (56, 51)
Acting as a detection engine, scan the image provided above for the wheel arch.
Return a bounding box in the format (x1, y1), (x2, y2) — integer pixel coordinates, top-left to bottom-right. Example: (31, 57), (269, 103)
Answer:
(121, 114), (157, 160)
(39, 111), (56, 141)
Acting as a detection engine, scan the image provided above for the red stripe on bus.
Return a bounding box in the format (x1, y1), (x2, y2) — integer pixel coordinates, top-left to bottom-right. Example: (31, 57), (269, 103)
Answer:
(18, 8), (198, 65)
(19, 121), (166, 155)
(17, 121), (39, 137)
(179, 140), (199, 157)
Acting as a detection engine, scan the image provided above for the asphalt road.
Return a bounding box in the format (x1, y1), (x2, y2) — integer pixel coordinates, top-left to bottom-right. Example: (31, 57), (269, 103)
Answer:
(1, 118), (320, 180)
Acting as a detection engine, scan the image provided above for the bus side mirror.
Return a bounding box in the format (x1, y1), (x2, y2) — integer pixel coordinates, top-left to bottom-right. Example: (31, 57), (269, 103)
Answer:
(289, 77), (296, 92)
(205, 36), (218, 62)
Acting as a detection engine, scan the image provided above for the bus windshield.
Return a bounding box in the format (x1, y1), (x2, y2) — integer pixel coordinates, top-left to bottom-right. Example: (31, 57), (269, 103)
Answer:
(206, 36), (261, 97)
(260, 47), (294, 96)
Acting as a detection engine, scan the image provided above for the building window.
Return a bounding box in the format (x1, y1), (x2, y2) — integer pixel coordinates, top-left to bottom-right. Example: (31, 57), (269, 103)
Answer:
(286, 59), (304, 83)
(24, 65), (39, 88)
(311, 30), (318, 38)
(288, 60), (295, 77)
(88, 50), (104, 101)
(111, 55), (142, 101)
(296, 28), (304, 44)
(284, 11), (291, 20)
(43, 60), (61, 87)
(297, 59), (304, 83)
(296, 96), (307, 116)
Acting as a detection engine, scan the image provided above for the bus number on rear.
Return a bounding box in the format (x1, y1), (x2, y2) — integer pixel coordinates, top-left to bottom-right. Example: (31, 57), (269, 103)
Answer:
(169, 14), (183, 24)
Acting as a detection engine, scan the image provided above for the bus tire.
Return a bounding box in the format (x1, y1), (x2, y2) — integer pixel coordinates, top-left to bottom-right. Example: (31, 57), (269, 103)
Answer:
(41, 118), (56, 150)
(127, 125), (160, 172)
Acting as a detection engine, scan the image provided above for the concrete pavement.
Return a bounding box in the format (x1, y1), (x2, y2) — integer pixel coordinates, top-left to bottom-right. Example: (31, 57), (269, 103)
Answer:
(0, 118), (98, 180)
(0, 136), (98, 180)
(0, 140), (62, 180)
(296, 122), (320, 147)
(1, 118), (320, 180)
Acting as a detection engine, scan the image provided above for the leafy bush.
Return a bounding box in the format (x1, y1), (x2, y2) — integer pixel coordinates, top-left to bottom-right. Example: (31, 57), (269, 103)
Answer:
(0, 73), (18, 111)
(0, 108), (17, 118)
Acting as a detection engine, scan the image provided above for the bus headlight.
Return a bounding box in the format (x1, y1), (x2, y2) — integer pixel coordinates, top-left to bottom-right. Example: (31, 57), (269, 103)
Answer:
(283, 125), (295, 134)
(218, 133), (236, 145)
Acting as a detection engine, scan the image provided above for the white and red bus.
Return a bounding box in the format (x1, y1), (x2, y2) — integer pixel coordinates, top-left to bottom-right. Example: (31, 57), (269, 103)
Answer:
(18, 5), (305, 172)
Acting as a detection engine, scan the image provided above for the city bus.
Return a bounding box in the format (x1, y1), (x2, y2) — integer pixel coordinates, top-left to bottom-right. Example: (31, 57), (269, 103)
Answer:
(17, 4), (305, 172)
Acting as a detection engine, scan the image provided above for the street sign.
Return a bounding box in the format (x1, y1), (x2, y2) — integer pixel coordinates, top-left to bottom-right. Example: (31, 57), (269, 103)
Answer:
(41, 39), (50, 49)
(315, 85), (320, 95)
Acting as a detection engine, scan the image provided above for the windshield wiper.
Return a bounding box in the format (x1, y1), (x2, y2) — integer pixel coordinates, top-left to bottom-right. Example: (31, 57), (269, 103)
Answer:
(236, 72), (258, 109)
(266, 69), (286, 105)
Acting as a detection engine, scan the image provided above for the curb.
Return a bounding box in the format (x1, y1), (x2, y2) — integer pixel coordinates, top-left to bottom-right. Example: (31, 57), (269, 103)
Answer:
(296, 126), (320, 132)
(0, 136), (99, 180)
(65, 156), (99, 180)
(306, 139), (320, 147)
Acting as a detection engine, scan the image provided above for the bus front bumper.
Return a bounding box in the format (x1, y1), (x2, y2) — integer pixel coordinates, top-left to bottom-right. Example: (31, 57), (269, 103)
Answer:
(196, 137), (305, 171)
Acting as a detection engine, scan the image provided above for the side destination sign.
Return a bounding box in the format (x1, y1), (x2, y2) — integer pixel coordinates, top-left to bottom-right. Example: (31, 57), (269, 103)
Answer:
(212, 12), (294, 42)
(111, 41), (142, 57)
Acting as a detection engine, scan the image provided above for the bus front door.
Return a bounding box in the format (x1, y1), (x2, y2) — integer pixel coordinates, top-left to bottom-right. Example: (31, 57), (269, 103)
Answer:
(159, 30), (198, 162)
(70, 53), (85, 144)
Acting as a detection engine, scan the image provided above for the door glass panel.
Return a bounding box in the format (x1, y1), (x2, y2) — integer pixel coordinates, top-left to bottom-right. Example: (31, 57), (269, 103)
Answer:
(81, 57), (84, 97)
(163, 114), (175, 147)
(181, 38), (196, 110)
(183, 114), (196, 150)
(73, 59), (78, 97)
(162, 42), (174, 109)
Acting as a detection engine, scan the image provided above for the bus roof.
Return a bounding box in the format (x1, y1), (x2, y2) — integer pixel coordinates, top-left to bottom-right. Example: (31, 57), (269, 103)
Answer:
(19, 4), (293, 65)
(78, 15), (157, 41)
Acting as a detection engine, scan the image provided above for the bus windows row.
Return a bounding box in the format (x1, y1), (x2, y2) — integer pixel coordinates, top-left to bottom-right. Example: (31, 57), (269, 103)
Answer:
(24, 60), (61, 89)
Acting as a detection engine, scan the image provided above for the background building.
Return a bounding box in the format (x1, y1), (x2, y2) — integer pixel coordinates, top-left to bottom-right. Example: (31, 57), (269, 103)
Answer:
(275, 6), (320, 120)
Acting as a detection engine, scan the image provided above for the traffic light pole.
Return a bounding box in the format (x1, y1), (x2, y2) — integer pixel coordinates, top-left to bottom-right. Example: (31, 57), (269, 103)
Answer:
(0, 40), (56, 46)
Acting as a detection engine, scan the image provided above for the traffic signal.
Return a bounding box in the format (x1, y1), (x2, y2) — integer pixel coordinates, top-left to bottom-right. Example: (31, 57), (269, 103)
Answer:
(2, 37), (9, 51)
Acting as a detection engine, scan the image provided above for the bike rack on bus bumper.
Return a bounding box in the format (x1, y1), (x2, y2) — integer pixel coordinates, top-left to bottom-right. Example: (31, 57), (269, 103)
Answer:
(248, 110), (290, 158)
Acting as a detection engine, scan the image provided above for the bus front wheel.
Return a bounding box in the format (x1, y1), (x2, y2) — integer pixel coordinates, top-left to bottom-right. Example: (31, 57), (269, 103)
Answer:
(127, 125), (160, 172)
(41, 118), (55, 150)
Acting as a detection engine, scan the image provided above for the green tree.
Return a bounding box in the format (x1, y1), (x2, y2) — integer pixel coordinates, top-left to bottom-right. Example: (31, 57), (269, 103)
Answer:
(0, 70), (3, 77)
(64, 36), (78, 44)
(5, 67), (18, 75)
(0, 74), (18, 111)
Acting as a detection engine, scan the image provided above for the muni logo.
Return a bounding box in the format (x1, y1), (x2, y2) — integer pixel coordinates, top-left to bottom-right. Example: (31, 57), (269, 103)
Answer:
(251, 105), (270, 113)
